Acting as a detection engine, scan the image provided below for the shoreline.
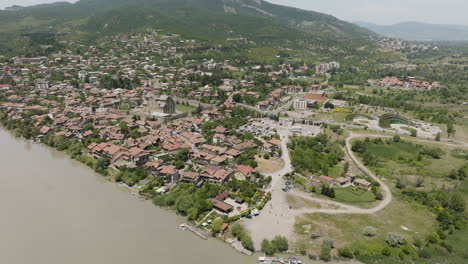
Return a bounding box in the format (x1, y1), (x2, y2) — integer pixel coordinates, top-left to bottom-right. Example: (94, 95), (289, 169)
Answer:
(0, 125), (263, 257)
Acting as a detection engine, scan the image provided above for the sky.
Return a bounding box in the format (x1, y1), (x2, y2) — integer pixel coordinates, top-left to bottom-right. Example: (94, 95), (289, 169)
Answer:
(1, 0), (467, 26)
(268, 0), (468, 26)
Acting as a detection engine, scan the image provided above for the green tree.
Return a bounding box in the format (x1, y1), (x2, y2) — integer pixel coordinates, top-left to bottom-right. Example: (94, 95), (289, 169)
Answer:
(211, 218), (224, 233)
(95, 155), (110, 173)
(261, 239), (275, 255)
(271, 236), (289, 252)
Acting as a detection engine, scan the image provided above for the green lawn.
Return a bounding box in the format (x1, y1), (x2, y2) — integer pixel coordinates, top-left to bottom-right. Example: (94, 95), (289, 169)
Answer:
(363, 140), (466, 180)
(331, 112), (349, 122)
(175, 104), (195, 112)
(334, 187), (376, 203)
(327, 163), (345, 178)
(245, 47), (278, 63)
(293, 196), (437, 254)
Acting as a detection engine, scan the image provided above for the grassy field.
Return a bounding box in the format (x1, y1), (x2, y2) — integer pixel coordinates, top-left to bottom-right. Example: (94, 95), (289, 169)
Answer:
(362, 140), (467, 183)
(287, 194), (340, 210)
(245, 47), (278, 63)
(413, 181), (468, 264)
(175, 104), (195, 112)
(334, 187), (376, 204)
(255, 156), (284, 174)
(293, 196), (437, 255)
(331, 112), (349, 122)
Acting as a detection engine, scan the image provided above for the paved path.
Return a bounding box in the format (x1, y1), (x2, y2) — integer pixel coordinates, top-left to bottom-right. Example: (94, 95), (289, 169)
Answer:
(243, 129), (468, 248)
(243, 131), (392, 248)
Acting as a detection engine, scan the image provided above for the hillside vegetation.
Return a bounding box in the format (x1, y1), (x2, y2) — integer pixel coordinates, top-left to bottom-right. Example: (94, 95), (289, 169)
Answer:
(0, 0), (377, 57)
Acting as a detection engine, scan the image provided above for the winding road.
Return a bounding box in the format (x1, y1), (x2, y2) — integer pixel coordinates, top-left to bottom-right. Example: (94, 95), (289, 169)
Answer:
(243, 129), (467, 248)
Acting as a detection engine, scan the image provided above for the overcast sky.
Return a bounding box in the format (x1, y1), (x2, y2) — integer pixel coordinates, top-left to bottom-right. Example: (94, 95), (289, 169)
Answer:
(1, 0), (467, 26)
(268, 0), (468, 25)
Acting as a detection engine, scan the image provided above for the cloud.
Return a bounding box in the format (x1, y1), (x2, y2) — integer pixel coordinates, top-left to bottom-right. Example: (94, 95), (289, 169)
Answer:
(267, 0), (468, 25)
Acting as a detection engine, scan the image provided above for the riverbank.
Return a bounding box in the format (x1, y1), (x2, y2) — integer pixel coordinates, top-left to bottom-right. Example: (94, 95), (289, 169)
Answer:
(0, 127), (255, 264)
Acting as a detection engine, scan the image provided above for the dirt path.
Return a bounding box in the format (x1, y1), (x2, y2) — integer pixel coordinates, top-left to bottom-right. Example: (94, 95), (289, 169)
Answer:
(243, 130), (468, 248)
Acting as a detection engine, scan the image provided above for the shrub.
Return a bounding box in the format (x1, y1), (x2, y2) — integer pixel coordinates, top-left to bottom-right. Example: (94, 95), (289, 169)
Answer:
(363, 226), (377, 237)
(381, 246), (391, 256)
(271, 235), (289, 252)
(418, 248), (432, 259)
(261, 239), (275, 255)
(386, 232), (405, 247)
(426, 232), (441, 244)
(323, 237), (335, 249)
(230, 223), (255, 251)
(319, 245), (332, 262)
(338, 247), (354, 258)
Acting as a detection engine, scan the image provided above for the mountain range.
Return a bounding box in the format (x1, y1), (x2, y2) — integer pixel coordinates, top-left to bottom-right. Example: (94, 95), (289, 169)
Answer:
(356, 21), (468, 41)
(0, 0), (377, 56)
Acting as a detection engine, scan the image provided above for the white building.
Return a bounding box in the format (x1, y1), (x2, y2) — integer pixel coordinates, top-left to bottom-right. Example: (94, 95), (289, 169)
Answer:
(35, 79), (49, 89)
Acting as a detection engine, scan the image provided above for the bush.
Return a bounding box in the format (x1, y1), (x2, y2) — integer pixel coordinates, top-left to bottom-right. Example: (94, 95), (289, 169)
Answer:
(386, 232), (405, 247)
(338, 247), (354, 258)
(319, 245), (332, 262)
(261, 239), (275, 255)
(261, 236), (289, 254)
(426, 232), (441, 244)
(381, 246), (391, 256)
(230, 223), (255, 251)
(271, 235), (289, 252)
(323, 237), (335, 249)
(363, 226), (377, 237)
(418, 248), (432, 259)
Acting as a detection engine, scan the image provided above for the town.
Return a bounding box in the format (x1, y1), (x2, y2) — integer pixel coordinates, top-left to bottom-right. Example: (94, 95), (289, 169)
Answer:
(0, 29), (467, 264)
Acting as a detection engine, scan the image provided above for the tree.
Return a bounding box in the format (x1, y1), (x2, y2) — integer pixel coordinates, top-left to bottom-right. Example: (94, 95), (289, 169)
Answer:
(211, 218), (224, 233)
(351, 140), (367, 154)
(196, 103), (203, 114)
(449, 193), (465, 212)
(393, 135), (401, 142)
(95, 155), (110, 173)
(435, 133), (441, 141)
(233, 93), (242, 103)
(447, 123), (456, 137)
(261, 239), (275, 255)
(271, 236), (289, 252)
(363, 152), (377, 166)
(324, 101), (335, 109)
(187, 207), (199, 221)
(410, 129), (417, 137)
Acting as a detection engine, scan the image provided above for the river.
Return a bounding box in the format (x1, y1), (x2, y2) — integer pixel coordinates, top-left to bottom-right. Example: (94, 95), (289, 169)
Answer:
(0, 128), (254, 264)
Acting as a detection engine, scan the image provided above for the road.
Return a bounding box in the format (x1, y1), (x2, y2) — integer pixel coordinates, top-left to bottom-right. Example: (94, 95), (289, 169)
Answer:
(243, 130), (394, 248)
(244, 122), (468, 249)
(235, 95), (301, 117)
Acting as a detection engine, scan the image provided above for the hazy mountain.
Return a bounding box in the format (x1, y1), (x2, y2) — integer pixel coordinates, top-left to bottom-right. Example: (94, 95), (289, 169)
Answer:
(356, 21), (468, 41)
(0, 0), (377, 55)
